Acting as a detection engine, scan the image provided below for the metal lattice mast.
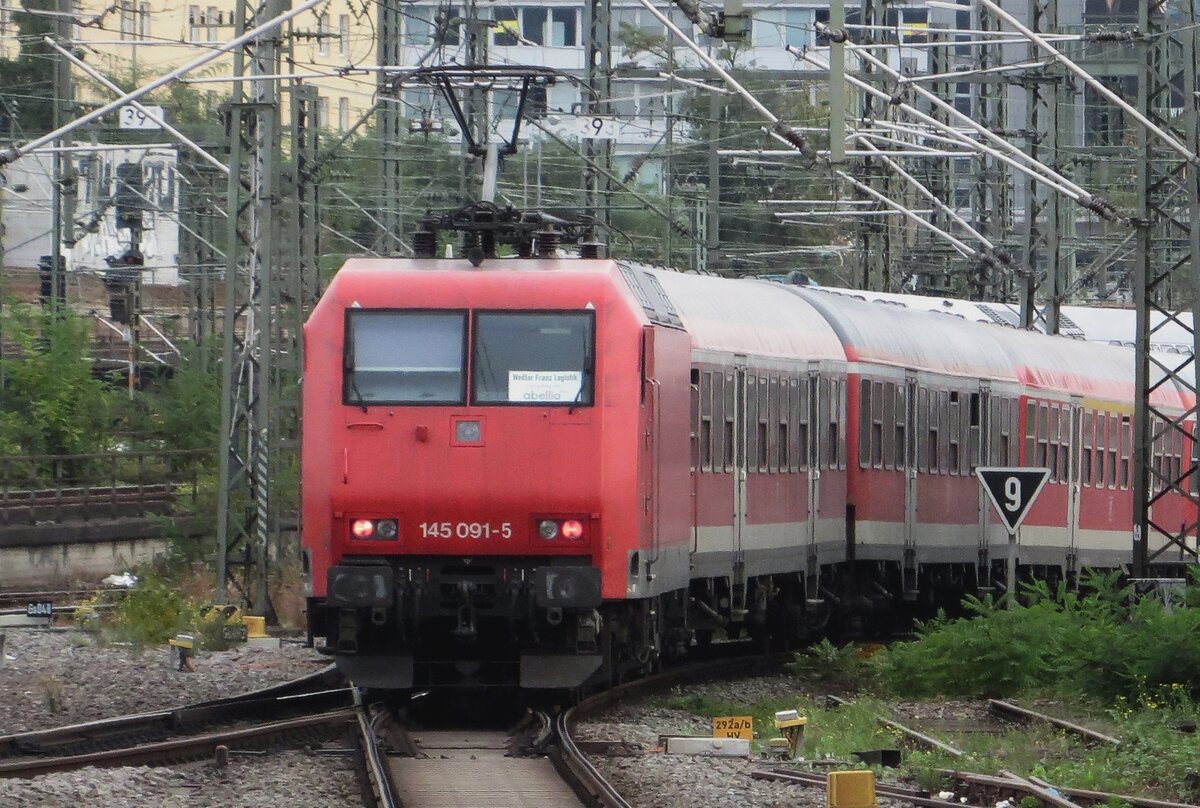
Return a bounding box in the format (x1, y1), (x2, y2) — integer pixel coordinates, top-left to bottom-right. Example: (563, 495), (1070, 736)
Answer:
(971, 2), (1008, 299)
(920, 23), (954, 290)
(584, 0), (612, 239)
(377, 0), (404, 252)
(178, 153), (225, 350)
(216, 0), (283, 612)
(856, 0), (891, 290)
(1019, 0), (1062, 331)
(1132, 0), (1200, 576)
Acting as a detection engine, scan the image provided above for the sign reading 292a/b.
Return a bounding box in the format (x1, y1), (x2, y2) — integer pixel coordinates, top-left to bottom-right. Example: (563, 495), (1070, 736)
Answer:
(118, 105), (165, 129)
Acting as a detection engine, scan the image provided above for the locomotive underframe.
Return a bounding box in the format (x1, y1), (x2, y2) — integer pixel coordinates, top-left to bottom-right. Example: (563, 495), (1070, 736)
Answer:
(315, 555), (615, 689)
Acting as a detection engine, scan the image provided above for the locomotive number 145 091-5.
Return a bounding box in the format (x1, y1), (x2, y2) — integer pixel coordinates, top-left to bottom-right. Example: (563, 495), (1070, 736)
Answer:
(419, 521), (513, 540)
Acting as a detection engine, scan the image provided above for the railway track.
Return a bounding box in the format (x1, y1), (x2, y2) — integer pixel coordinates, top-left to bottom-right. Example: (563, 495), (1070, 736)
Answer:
(817, 694), (1200, 808)
(354, 652), (790, 808)
(0, 664), (348, 768)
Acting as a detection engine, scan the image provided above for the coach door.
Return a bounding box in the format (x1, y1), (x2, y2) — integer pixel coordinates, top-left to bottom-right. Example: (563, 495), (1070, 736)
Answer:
(1066, 396), (1083, 576)
(976, 383), (993, 583)
(901, 374), (919, 595)
(733, 365), (749, 601)
(806, 368), (821, 575)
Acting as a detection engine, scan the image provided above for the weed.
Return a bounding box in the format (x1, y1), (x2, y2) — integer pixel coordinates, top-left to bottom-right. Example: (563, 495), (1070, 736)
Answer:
(39, 675), (65, 714)
(787, 639), (870, 685)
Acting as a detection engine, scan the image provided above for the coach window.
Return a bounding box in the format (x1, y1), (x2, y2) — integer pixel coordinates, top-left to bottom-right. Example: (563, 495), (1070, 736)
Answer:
(746, 375), (760, 472)
(724, 372), (737, 470)
(882, 383), (896, 469)
(895, 384), (908, 469)
(937, 390), (948, 472)
(859, 379), (872, 468)
(759, 376), (771, 472)
(472, 311), (594, 405)
(873, 381), (886, 468)
(1107, 414), (1118, 489)
(924, 390), (937, 473)
(838, 379), (847, 469)
(700, 371), (714, 472)
(1081, 411), (1093, 486)
(1120, 416), (1132, 488)
(948, 391), (961, 474)
(691, 369), (703, 472)
(344, 310), (466, 405)
(790, 378), (804, 471)
(776, 377), (790, 471)
(823, 378), (839, 469)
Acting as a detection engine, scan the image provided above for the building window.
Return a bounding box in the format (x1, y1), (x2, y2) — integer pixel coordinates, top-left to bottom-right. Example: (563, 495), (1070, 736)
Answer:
(338, 96), (350, 131)
(317, 96), (328, 128)
(493, 6), (518, 45)
(207, 6), (219, 42)
(318, 12), (330, 55)
(404, 5), (434, 44)
(187, 5), (202, 41)
(339, 13), (349, 56)
(751, 8), (810, 48)
(138, 2), (150, 37)
(119, 0), (134, 39)
(551, 7), (576, 45)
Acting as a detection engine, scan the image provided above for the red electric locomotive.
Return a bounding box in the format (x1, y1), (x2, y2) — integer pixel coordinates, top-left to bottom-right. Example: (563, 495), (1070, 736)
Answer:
(302, 238), (1195, 689)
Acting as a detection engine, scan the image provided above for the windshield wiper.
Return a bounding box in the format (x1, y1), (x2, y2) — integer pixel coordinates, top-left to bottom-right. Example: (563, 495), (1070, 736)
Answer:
(344, 325), (368, 413)
(568, 326), (594, 414)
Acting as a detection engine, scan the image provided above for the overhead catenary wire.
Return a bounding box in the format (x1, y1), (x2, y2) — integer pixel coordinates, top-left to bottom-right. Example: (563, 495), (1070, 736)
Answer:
(974, 0), (1199, 167)
(788, 44), (1110, 218)
(44, 36), (231, 175)
(0, 0), (325, 166)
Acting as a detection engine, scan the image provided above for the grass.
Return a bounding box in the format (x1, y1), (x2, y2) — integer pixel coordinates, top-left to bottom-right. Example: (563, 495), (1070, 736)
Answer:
(651, 672), (1200, 803)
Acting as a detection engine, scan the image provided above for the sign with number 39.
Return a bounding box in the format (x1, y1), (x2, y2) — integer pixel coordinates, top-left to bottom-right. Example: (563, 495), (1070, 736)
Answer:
(574, 115), (620, 140)
(118, 105), (165, 130)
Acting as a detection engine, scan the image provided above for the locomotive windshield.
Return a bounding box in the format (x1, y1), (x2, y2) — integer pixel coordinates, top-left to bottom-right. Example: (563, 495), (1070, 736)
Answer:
(343, 311), (467, 404)
(472, 311), (595, 405)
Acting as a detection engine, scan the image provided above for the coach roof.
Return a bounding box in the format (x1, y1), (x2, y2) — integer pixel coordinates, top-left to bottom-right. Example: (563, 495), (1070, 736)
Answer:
(646, 269), (846, 361)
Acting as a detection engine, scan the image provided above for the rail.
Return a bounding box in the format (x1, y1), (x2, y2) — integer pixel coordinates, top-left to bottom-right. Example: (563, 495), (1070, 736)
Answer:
(0, 664), (344, 761)
(355, 700), (399, 808)
(555, 651), (790, 808)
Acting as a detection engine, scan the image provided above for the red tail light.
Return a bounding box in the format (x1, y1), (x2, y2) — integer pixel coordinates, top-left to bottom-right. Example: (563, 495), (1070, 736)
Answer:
(561, 519), (584, 539)
(351, 519), (375, 538)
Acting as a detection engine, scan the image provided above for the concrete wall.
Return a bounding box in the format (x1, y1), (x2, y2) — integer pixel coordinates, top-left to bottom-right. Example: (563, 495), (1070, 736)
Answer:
(0, 538), (167, 591)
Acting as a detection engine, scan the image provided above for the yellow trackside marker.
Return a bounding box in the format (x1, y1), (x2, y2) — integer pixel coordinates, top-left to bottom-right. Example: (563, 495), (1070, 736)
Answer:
(774, 709), (808, 760)
(712, 715), (754, 740)
(244, 616), (268, 638)
(827, 770), (878, 808)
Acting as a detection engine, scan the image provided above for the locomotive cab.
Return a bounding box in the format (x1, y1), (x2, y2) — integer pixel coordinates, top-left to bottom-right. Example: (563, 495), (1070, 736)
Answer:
(302, 256), (687, 689)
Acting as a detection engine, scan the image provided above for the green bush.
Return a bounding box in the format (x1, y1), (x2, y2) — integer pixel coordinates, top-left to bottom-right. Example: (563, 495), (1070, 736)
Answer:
(877, 571), (1200, 704)
(109, 575), (196, 648)
(787, 639), (869, 684)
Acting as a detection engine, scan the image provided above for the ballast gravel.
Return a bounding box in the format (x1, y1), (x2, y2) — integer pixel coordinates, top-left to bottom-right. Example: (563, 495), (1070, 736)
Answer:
(0, 628), (329, 734)
(575, 673), (908, 808)
(0, 751), (361, 808)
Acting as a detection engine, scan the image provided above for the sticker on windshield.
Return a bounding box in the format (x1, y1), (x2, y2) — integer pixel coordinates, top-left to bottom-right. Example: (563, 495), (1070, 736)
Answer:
(508, 370), (582, 403)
